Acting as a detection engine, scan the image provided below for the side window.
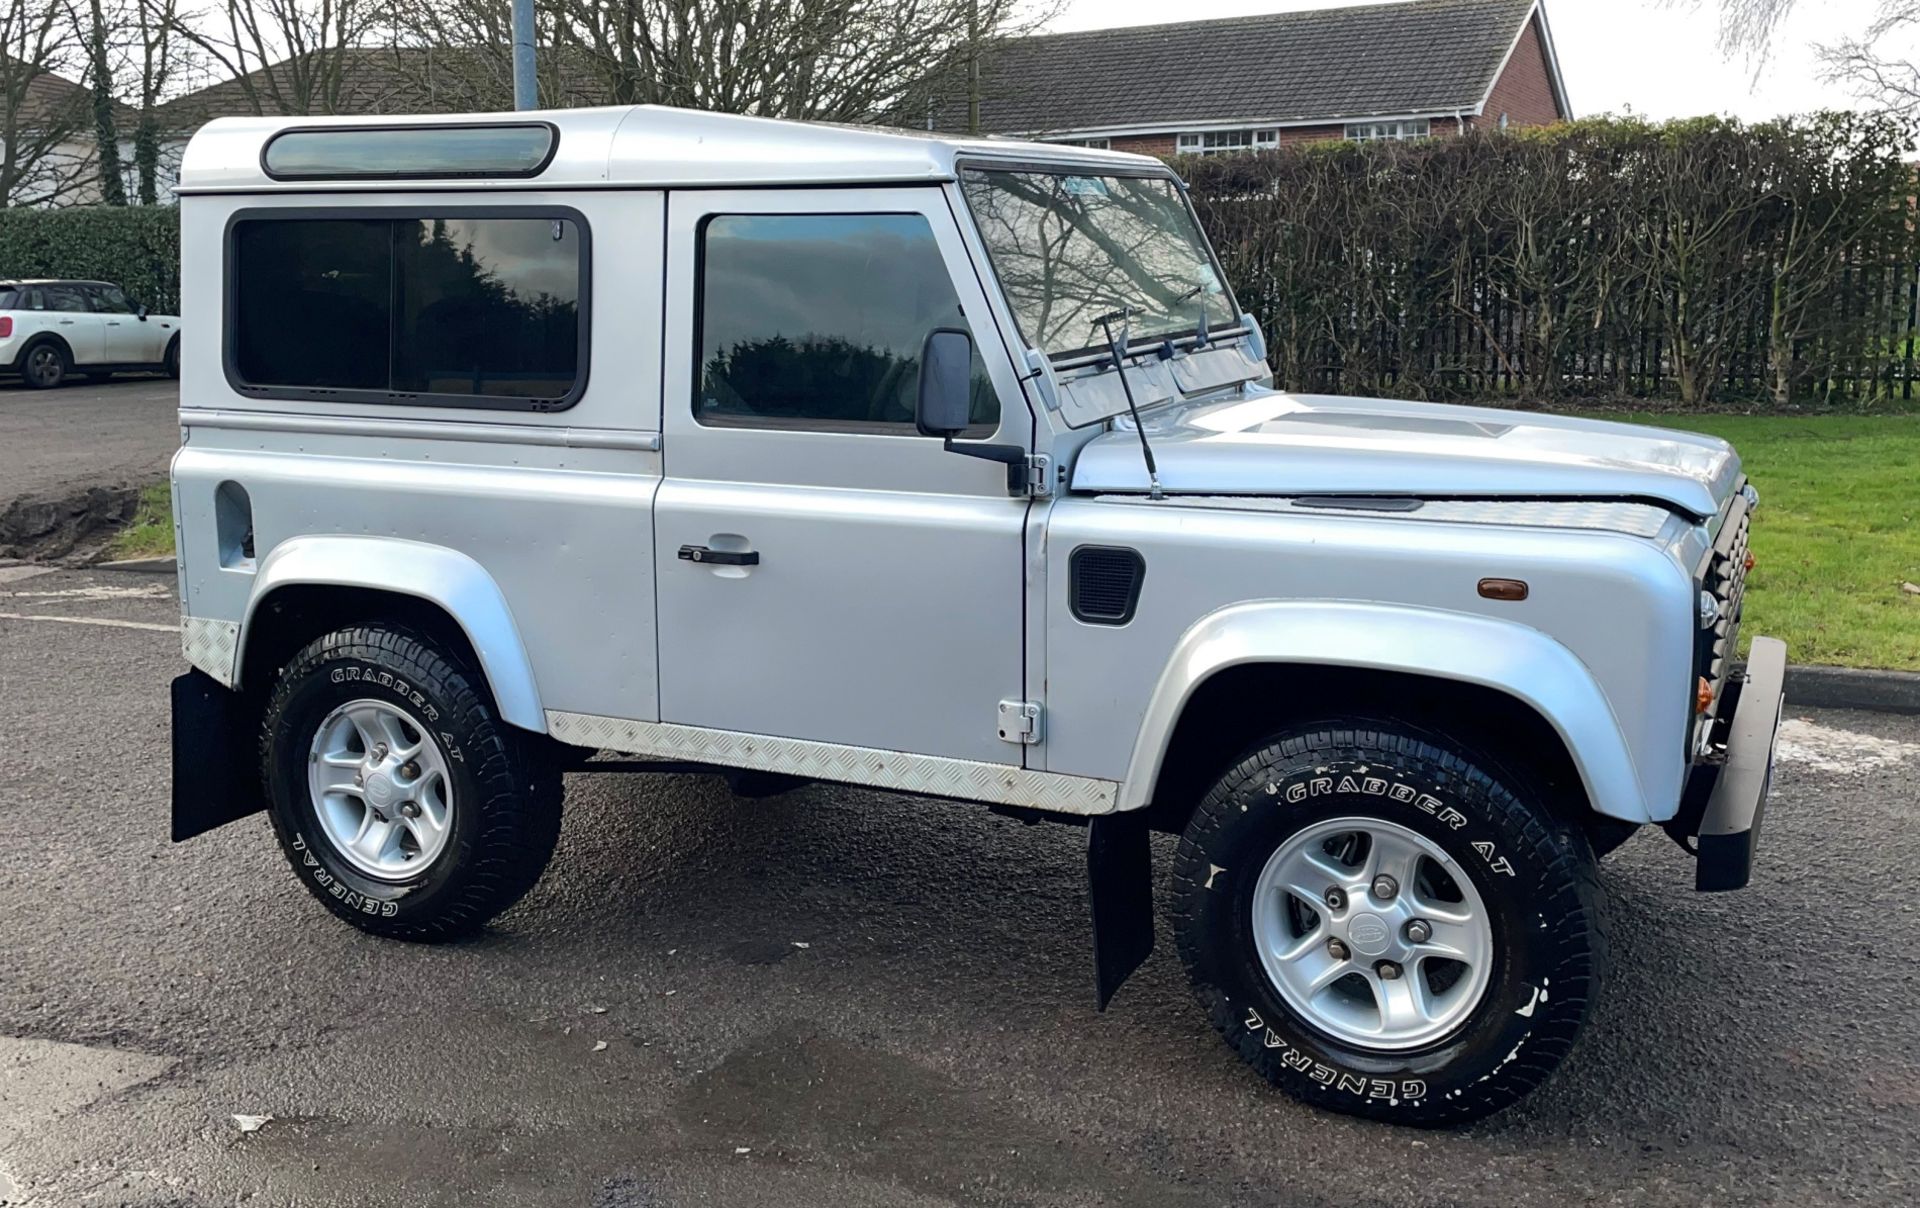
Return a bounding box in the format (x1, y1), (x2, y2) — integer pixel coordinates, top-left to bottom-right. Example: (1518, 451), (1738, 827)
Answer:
(227, 211), (588, 409)
(87, 284), (135, 314)
(695, 213), (998, 434)
(42, 284), (90, 312)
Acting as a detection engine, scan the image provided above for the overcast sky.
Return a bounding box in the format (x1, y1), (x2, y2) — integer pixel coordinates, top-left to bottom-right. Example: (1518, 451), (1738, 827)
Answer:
(1049, 0), (1910, 121)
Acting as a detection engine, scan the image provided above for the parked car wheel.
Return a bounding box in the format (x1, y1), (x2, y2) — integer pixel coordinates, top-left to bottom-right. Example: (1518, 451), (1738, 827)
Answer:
(259, 624), (562, 941)
(1169, 720), (1605, 1127)
(20, 340), (67, 389)
(163, 335), (180, 379)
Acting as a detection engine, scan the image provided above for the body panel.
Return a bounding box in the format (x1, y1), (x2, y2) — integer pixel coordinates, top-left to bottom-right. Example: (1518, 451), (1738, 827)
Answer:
(652, 186), (1034, 766)
(1071, 389), (1741, 518)
(241, 536), (548, 731)
(1042, 496), (1699, 822)
(1116, 600), (1645, 822)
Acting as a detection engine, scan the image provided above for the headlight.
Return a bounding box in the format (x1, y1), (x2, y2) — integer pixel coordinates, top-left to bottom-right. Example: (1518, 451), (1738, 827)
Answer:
(1697, 589), (1720, 630)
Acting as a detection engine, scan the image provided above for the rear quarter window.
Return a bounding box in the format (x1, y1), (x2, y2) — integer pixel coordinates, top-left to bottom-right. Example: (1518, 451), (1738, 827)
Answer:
(225, 208), (589, 411)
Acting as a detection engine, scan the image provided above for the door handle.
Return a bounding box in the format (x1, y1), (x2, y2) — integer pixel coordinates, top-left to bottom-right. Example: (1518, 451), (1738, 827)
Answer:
(678, 544), (759, 567)
(57, 319), (75, 325)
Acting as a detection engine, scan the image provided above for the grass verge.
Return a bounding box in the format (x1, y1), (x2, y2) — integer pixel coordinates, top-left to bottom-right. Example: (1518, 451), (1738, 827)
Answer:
(108, 481), (174, 561)
(1615, 413), (1920, 672)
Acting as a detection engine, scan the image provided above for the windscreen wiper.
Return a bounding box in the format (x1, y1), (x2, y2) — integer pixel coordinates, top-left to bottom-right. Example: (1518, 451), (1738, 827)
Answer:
(1091, 307), (1164, 500)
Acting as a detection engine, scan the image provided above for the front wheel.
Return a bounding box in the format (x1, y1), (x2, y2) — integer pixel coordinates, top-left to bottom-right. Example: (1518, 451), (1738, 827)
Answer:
(21, 341), (67, 388)
(1170, 721), (1604, 1126)
(260, 624), (562, 941)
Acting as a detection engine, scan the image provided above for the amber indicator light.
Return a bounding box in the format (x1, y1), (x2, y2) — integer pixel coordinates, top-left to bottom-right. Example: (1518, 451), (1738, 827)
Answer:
(1696, 677), (1715, 714)
(1477, 578), (1529, 602)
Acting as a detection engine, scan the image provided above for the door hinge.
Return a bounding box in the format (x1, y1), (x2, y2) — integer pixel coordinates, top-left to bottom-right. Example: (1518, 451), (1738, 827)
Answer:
(997, 699), (1043, 745)
(1019, 454), (1054, 499)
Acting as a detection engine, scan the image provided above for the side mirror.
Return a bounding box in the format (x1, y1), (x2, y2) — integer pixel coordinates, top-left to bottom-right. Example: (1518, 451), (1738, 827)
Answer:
(915, 327), (974, 438)
(136, 304), (149, 321)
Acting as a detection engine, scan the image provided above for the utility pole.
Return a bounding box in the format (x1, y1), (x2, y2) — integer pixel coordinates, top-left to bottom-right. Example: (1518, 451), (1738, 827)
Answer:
(513, 0), (537, 110)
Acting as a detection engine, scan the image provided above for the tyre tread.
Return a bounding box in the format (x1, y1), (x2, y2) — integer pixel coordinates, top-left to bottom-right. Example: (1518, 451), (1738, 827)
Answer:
(1168, 720), (1607, 1126)
(260, 623), (561, 943)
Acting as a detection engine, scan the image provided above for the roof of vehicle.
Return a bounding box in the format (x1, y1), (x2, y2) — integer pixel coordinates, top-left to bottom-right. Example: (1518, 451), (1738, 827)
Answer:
(0, 280), (113, 289)
(176, 104), (1166, 194)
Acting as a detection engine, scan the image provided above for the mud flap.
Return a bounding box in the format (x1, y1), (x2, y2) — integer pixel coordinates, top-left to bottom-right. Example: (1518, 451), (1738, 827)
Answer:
(171, 670), (263, 842)
(1088, 812), (1154, 1011)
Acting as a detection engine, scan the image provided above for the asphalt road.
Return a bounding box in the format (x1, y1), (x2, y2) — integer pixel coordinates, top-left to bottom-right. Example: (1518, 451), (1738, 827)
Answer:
(1, 566), (1916, 1207)
(0, 376), (178, 502)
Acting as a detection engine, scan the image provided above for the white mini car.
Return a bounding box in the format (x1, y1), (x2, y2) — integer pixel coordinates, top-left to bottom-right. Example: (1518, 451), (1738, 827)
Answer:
(0, 278), (181, 387)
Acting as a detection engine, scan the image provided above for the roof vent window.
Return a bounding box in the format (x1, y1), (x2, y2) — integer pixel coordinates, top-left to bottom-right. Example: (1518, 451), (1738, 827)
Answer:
(263, 123), (557, 181)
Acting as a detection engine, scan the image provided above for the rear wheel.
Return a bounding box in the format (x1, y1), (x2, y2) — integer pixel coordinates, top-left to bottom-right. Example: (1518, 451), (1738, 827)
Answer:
(163, 335), (180, 379)
(1170, 720), (1604, 1126)
(21, 341), (66, 389)
(260, 624), (562, 941)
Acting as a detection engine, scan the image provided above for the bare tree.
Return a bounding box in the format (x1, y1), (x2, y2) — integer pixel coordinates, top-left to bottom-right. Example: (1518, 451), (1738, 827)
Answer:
(380, 0), (1055, 122)
(1691, 0), (1920, 117)
(153, 0), (385, 116)
(0, 0), (94, 205)
(130, 0), (184, 201)
(82, 0), (127, 203)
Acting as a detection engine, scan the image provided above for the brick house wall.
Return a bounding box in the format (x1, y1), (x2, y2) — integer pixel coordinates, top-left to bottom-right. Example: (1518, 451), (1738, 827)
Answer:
(1470, 15), (1562, 130)
(1110, 135), (1177, 157)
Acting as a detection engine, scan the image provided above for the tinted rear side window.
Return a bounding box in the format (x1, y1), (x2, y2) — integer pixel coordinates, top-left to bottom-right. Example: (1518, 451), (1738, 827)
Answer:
(0, 290), (17, 309)
(42, 284), (89, 312)
(695, 213), (997, 434)
(228, 210), (588, 410)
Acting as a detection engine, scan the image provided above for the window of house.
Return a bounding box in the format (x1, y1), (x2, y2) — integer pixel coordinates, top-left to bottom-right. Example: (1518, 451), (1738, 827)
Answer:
(1345, 119), (1433, 142)
(695, 213), (997, 434)
(1175, 129), (1279, 155)
(227, 210), (588, 410)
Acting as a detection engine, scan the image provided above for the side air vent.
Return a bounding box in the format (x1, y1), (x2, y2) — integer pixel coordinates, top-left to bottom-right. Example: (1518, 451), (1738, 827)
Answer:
(1070, 546), (1145, 625)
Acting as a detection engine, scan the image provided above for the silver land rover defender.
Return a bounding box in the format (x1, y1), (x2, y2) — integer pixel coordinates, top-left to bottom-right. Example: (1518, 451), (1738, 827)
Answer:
(168, 107), (1785, 1126)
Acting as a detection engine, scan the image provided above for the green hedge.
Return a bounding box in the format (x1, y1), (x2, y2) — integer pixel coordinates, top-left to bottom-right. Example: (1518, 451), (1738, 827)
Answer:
(1181, 113), (1920, 407)
(0, 206), (180, 314)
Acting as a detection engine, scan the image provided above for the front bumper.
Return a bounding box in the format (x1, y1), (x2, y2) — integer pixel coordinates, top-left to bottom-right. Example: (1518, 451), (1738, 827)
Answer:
(1689, 635), (1787, 892)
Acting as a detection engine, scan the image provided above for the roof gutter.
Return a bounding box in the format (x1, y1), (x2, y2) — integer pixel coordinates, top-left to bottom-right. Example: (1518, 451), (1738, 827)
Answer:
(1016, 111), (1468, 143)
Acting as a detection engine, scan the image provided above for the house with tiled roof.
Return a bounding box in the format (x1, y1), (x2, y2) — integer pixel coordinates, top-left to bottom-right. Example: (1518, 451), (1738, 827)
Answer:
(930, 0), (1571, 155)
(1, 62), (142, 205)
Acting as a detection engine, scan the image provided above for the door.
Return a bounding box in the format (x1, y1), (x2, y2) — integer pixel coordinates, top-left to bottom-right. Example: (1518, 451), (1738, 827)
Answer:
(36, 283), (104, 365)
(655, 188), (1034, 766)
(82, 283), (159, 362)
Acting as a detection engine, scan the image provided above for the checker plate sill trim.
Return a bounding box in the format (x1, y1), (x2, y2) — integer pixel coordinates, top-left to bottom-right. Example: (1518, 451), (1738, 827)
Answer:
(546, 710), (1119, 816)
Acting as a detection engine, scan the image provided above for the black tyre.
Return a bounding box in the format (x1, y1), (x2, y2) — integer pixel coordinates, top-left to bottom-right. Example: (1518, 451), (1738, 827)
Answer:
(20, 340), (67, 389)
(163, 335), (180, 379)
(1170, 720), (1604, 1127)
(260, 625), (562, 941)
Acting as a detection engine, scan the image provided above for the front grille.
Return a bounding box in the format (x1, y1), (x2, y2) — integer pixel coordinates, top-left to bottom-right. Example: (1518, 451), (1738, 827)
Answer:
(1697, 488), (1752, 697)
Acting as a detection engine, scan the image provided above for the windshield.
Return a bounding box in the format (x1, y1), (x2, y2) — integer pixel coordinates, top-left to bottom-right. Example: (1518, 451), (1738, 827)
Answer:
(960, 168), (1231, 360)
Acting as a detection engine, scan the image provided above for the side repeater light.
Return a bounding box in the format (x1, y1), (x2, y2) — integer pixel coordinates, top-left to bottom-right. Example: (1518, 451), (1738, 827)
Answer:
(1477, 578), (1529, 602)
